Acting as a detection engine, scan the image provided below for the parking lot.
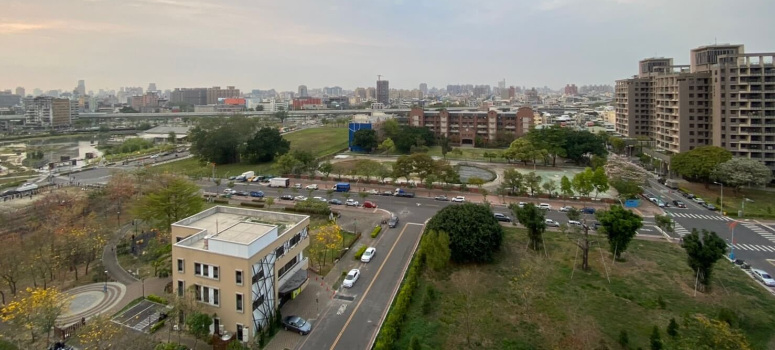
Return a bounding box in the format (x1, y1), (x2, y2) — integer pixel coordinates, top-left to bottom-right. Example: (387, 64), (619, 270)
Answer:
(112, 299), (170, 333)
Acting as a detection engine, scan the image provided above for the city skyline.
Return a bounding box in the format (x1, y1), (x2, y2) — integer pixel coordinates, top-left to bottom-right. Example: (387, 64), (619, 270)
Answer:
(2, 0), (773, 91)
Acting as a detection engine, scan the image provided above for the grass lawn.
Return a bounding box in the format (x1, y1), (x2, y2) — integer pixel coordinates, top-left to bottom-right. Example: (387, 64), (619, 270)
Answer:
(154, 127), (349, 178)
(395, 228), (775, 349)
(680, 182), (775, 219)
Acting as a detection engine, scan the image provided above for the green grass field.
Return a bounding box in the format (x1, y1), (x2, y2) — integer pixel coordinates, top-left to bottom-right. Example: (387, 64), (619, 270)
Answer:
(680, 182), (775, 219)
(396, 228), (775, 349)
(154, 127), (348, 178)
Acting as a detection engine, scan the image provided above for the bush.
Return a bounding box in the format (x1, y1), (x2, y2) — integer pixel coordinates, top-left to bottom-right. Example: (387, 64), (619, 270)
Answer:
(251, 198), (265, 202)
(146, 294), (168, 305)
(370, 225), (382, 238)
(286, 200), (331, 215)
(240, 202), (265, 208)
(354, 245), (368, 259)
(150, 320), (165, 333)
(213, 199), (229, 204)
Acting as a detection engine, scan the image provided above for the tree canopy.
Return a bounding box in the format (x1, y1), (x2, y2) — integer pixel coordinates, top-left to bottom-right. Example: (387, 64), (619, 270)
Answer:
(353, 129), (379, 153)
(563, 130), (607, 165)
(394, 126), (436, 154)
(188, 116), (258, 164)
(671, 146), (732, 184)
(510, 203), (546, 251)
(681, 228), (727, 291)
(596, 205), (643, 259)
(425, 203), (504, 263)
(242, 127), (290, 163)
(132, 175), (203, 230)
(713, 157), (772, 191)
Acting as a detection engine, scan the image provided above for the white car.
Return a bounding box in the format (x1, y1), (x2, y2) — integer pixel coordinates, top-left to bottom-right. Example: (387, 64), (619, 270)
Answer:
(150, 154), (160, 159)
(345, 199), (359, 207)
(538, 203), (552, 210)
(223, 189), (237, 195)
(361, 247), (376, 263)
(568, 220), (583, 227)
(518, 202), (527, 208)
(342, 269), (360, 288)
(368, 189), (380, 195)
(313, 196), (327, 202)
(451, 196), (466, 203)
(560, 206), (574, 212)
(752, 269), (775, 287)
(294, 183), (302, 189)
(294, 196), (308, 201)
(305, 184), (318, 190)
(545, 219), (560, 227)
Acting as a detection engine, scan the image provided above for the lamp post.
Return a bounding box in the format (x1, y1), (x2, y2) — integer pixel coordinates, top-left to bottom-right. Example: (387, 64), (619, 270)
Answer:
(713, 181), (723, 215)
(741, 198), (753, 218)
(103, 270), (108, 293)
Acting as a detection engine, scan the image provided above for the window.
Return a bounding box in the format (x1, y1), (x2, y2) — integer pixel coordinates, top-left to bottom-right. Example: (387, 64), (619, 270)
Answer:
(213, 289), (219, 306)
(177, 259), (184, 273)
(236, 294), (243, 312)
(275, 246), (285, 258)
(194, 284), (201, 300)
(194, 263), (201, 275)
(252, 294), (265, 311)
(252, 269), (265, 285)
(213, 266), (219, 280)
(177, 280), (184, 297)
(235, 270), (243, 285)
(203, 266), (209, 277)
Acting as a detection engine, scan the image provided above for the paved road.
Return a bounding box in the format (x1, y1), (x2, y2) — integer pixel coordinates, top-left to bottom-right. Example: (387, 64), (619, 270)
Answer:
(643, 179), (775, 271)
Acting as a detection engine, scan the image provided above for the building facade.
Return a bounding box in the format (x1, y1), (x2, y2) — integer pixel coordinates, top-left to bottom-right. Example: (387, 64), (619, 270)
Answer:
(170, 88), (208, 106)
(408, 107), (534, 146)
(292, 97), (323, 110)
(172, 206), (310, 344)
(376, 80), (389, 105)
(297, 85), (308, 98)
(130, 92), (160, 112)
(207, 86), (241, 105)
(23, 96), (77, 127)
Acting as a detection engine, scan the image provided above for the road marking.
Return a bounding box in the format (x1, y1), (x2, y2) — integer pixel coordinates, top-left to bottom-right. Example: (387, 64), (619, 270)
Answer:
(328, 223), (420, 350)
(336, 304), (348, 315)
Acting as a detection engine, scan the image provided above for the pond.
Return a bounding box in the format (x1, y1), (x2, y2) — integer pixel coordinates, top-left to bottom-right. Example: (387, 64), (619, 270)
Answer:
(457, 165), (495, 183)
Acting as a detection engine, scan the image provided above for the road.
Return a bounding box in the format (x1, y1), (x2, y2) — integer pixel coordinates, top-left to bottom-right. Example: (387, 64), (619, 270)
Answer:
(643, 179), (775, 272)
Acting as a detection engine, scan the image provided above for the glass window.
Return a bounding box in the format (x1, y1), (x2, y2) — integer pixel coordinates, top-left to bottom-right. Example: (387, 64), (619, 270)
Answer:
(213, 266), (219, 279)
(194, 263), (201, 275)
(236, 270), (243, 285)
(177, 259), (184, 273)
(236, 294), (243, 312)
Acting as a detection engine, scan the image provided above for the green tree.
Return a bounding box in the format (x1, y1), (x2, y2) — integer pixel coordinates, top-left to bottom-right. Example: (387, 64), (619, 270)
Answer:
(572, 168), (595, 197)
(671, 146), (732, 185)
(319, 161), (334, 179)
(563, 130), (607, 165)
(392, 155), (414, 182)
(188, 116), (257, 164)
(274, 110), (288, 124)
(409, 153), (436, 183)
(610, 179), (642, 200)
(591, 167), (609, 199)
(503, 138), (541, 166)
(654, 214), (674, 233)
(526, 126), (568, 166)
(713, 157), (772, 192)
(560, 175), (574, 198)
(502, 169), (525, 195)
(242, 127), (290, 163)
(290, 150), (317, 176)
(482, 151), (499, 162)
(381, 119), (400, 140)
(541, 179), (557, 197)
(524, 171), (542, 196)
(425, 203), (504, 263)
(353, 129), (379, 152)
(436, 160), (460, 186)
(377, 138), (396, 156)
(673, 315), (752, 349)
(681, 228), (727, 292)
(438, 135), (452, 159)
(510, 203), (547, 251)
(566, 208), (581, 221)
(667, 318), (679, 338)
(610, 137), (626, 154)
(133, 175), (204, 230)
(596, 205), (643, 259)
(394, 126), (436, 154)
(186, 311), (212, 349)
(275, 153), (301, 175)
(422, 230), (451, 271)
(650, 325), (663, 350)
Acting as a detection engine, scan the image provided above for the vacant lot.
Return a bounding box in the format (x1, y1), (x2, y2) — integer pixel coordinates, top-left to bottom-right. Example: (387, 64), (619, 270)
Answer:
(154, 127), (348, 178)
(396, 228), (775, 349)
(680, 182), (775, 219)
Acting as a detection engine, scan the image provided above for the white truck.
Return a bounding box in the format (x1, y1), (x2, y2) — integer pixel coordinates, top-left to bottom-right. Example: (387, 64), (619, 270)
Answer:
(269, 177), (290, 188)
(236, 171), (255, 182)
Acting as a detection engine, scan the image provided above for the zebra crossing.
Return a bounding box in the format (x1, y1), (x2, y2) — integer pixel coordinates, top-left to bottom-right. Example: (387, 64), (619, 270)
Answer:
(668, 212), (733, 221)
(741, 223), (775, 244)
(728, 243), (775, 253)
(674, 222), (690, 237)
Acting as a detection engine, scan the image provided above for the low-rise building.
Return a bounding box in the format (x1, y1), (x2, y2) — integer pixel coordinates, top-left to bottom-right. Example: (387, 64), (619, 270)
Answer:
(171, 206), (310, 343)
(408, 107), (534, 146)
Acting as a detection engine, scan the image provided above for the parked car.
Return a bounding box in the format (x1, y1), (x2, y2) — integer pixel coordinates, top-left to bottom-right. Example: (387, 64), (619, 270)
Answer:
(305, 184), (318, 190)
(673, 200), (686, 208)
(518, 202), (527, 208)
(434, 195), (449, 201)
(560, 206), (574, 212)
(328, 199), (343, 205)
(648, 196), (658, 203)
(388, 216), (399, 228)
(451, 196), (466, 203)
(545, 219), (560, 227)
(223, 189), (237, 195)
(368, 189), (380, 195)
(380, 191), (393, 196)
(150, 154), (160, 159)
(313, 196), (327, 202)
(361, 247), (376, 263)
(581, 207), (596, 214)
(704, 203), (717, 211)
(228, 176), (237, 180)
(568, 220), (583, 227)
(363, 201), (377, 208)
(235, 191), (250, 197)
(294, 183), (302, 189)
(249, 191), (264, 198)
(282, 315), (312, 335)
(494, 213), (512, 222)
(345, 199), (359, 207)
(538, 203), (551, 210)
(342, 269), (360, 288)
(692, 197), (705, 204)
(280, 194), (294, 200)
(294, 196), (307, 201)
(752, 269), (775, 286)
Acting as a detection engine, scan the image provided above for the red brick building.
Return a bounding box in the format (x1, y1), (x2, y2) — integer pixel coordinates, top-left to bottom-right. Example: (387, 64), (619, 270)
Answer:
(292, 97), (323, 110)
(409, 107), (534, 146)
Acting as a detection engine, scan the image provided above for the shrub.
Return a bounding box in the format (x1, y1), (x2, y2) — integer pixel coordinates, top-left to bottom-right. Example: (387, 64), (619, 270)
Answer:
(146, 294), (168, 305)
(286, 200), (331, 215)
(370, 225), (382, 238)
(213, 199), (229, 204)
(240, 202), (265, 208)
(354, 246), (368, 259)
(150, 320), (165, 333)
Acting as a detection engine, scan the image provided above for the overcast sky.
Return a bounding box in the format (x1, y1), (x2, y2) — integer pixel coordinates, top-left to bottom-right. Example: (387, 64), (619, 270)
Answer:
(2, 0), (773, 93)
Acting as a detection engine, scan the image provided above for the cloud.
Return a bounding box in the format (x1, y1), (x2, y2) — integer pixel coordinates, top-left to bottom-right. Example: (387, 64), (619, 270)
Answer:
(0, 22), (52, 34)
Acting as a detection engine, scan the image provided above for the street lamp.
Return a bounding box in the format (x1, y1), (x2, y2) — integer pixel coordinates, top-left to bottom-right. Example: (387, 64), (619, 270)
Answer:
(104, 270), (108, 293)
(740, 198), (754, 218)
(713, 181), (724, 215)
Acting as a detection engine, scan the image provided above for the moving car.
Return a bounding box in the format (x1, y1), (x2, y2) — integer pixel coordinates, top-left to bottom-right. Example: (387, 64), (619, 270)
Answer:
(363, 201), (377, 208)
(282, 315), (312, 335)
(223, 189), (237, 195)
(581, 207), (596, 214)
(388, 216), (399, 228)
(568, 220), (583, 227)
(342, 269), (360, 288)
(494, 213), (512, 222)
(672, 200), (686, 208)
(752, 269), (775, 286)
(560, 206), (574, 212)
(545, 219), (560, 227)
(361, 247), (376, 263)
(345, 199), (359, 207)
(249, 191), (264, 198)
(294, 183), (302, 189)
(294, 196), (307, 201)
(380, 191), (393, 196)
(538, 203), (551, 210)
(704, 203), (717, 211)
(434, 195), (449, 201)
(328, 199), (343, 205)
(313, 196), (327, 202)
(280, 194), (294, 200)
(305, 184), (318, 190)
(451, 196), (466, 203)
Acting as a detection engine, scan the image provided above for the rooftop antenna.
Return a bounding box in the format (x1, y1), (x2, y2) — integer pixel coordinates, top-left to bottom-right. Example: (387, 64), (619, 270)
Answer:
(377, 74), (382, 81)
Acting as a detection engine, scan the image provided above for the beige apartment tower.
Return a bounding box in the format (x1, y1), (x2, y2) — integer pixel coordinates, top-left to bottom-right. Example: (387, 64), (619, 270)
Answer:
(171, 206), (310, 344)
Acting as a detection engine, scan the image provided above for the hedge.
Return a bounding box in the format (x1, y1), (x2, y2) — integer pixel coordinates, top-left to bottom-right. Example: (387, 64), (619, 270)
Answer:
(354, 246), (368, 259)
(370, 225), (382, 238)
(150, 320), (165, 333)
(213, 199), (229, 204)
(240, 202), (265, 208)
(146, 294), (167, 305)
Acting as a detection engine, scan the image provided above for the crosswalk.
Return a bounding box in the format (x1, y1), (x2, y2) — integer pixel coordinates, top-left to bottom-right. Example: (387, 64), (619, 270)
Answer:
(668, 212), (733, 221)
(728, 243), (775, 253)
(673, 222), (690, 237)
(741, 223), (775, 244)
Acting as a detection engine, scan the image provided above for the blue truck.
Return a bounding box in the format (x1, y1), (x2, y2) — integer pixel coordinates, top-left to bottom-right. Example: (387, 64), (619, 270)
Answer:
(334, 183), (351, 192)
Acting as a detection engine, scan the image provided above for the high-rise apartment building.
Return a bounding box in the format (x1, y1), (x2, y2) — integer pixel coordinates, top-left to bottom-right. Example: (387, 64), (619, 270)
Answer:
(23, 96), (77, 127)
(366, 87), (376, 100)
(15, 87), (25, 97)
(616, 44), (775, 170)
(147, 83), (157, 92)
(297, 85), (308, 98)
(170, 88), (208, 106)
(564, 84), (578, 96)
(171, 206), (310, 344)
(419, 83), (428, 96)
(376, 80), (389, 105)
(130, 92), (160, 112)
(76, 80), (86, 96)
(354, 88), (367, 99)
(207, 86), (241, 105)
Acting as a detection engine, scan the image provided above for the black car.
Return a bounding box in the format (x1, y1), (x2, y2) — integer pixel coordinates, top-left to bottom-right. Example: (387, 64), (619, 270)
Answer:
(280, 194), (294, 200)
(388, 216), (399, 228)
(328, 199), (343, 205)
(235, 191), (250, 196)
(282, 315), (312, 335)
(672, 200), (686, 208)
(581, 207), (596, 214)
(494, 213), (512, 222)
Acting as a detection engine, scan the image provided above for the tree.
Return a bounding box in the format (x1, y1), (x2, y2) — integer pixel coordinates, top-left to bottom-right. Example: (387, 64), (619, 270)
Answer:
(673, 315), (752, 349)
(275, 153), (301, 176)
(511, 203), (547, 251)
(355, 159), (383, 182)
(610, 179), (642, 200)
(167, 131), (177, 145)
(605, 154), (650, 185)
(502, 169), (525, 195)
(503, 138), (542, 166)
(274, 110), (288, 124)
(242, 127), (290, 163)
(650, 325), (663, 350)
(381, 119), (400, 140)
(0, 238), (26, 296)
(290, 150), (317, 176)
(591, 167), (609, 199)
(482, 151), (499, 162)
(667, 318), (679, 338)
(541, 179), (557, 197)
(76, 313), (122, 350)
(566, 208), (581, 221)
(682, 228), (727, 292)
(563, 130), (607, 165)
(524, 172), (542, 196)
(572, 168), (594, 197)
(1, 287), (70, 346)
(319, 161), (334, 179)
(610, 137), (626, 154)
(353, 129), (378, 152)
(654, 214), (674, 233)
(560, 175), (574, 198)
(392, 155), (414, 182)
(394, 126), (436, 154)
(713, 157), (772, 192)
(377, 138), (396, 156)
(186, 311), (213, 349)
(596, 205), (643, 259)
(422, 230), (451, 271)
(425, 203), (504, 263)
(133, 175), (204, 230)
(526, 126), (568, 166)
(438, 135), (452, 159)
(189, 116), (257, 164)
(671, 146), (732, 185)
(314, 223), (343, 263)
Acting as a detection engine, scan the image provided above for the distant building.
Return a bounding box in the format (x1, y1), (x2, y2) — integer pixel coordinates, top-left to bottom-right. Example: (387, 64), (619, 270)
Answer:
(354, 88), (367, 99)
(292, 97), (323, 110)
(366, 87), (376, 100)
(419, 83), (428, 96)
(207, 86), (240, 105)
(147, 83), (157, 92)
(256, 98), (288, 113)
(170, 88), (207, 106)
(0, 92), (21, 108)
(15, 87), (25, 97)
(297, 85), (308, 98)
(23, 96), (78, 127)
(408, 107), (534, 147)
(76, 80), (86, 96)
(564, 84), (578, 96)
(376, 80), (389, 105)
(139, 126), (190, 143)
(525, 88), (541, 104)
(130, 92), (160, 112)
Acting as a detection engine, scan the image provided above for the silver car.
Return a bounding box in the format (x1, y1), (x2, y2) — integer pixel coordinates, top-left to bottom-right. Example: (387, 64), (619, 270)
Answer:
(752, 269), (775, 287)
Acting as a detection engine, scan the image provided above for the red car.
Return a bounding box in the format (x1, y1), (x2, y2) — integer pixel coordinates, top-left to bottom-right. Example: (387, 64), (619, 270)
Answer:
(363, 201), (378, 208)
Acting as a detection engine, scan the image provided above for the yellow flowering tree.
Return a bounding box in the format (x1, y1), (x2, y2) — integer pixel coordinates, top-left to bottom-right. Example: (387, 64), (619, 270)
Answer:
(0, 287), (70, 346)
(75, 313), (122, 350)
(315, 223), (343, 264)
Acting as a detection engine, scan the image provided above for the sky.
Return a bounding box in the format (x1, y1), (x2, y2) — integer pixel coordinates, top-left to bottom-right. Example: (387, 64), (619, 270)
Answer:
(2, 0), (774, 93)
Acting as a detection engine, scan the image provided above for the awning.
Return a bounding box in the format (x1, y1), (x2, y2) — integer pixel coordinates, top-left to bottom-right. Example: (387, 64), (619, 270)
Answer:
(278, 269), (308, 295)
